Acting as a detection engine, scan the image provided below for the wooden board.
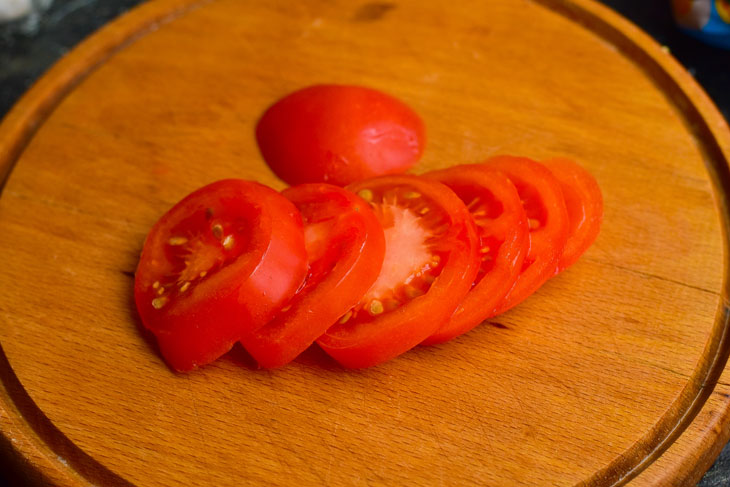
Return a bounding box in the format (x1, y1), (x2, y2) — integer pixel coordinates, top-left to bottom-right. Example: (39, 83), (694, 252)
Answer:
(1, 0), (729, 485)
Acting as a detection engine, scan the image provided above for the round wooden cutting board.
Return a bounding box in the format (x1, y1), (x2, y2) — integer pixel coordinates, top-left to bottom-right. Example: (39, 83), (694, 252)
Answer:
(1, 0), (729, 485)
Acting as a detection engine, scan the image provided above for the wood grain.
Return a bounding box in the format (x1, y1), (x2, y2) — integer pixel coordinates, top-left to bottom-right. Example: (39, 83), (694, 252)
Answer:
(0, 0), (729, 486)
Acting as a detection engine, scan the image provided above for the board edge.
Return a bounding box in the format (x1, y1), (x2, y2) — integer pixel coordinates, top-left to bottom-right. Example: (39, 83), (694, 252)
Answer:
(0, 0), (729, 485)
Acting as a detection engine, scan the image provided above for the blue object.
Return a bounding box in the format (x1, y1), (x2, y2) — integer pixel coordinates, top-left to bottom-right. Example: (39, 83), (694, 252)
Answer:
(678, 1), (730, 49)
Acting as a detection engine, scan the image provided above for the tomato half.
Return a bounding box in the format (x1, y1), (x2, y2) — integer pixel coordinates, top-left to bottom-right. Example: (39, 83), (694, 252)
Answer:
(256, 84), (426, 186)
(239, 184), (385, 368)
(317, 175), (480, 368)
(485, 156), (569, 315)
(134, 179), (308, 371)
(543, 158), (604, 273)
(422, 165), (529, 344)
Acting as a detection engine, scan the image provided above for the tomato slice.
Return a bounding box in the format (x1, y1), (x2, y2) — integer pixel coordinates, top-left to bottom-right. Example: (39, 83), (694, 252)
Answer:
(422, 165), (529, 344)
(317, 175), (480, 368)
(239, 184), (385, 368)
(485, 156), (569, 315)
(256, 85), (425, 186)
(134, 179), (308, 371)
(543, 158), (604, 273)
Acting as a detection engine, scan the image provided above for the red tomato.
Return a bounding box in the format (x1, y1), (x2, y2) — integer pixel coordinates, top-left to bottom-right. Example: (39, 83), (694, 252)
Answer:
(485, 156), (570, 315)
(134, 179), (308, 371)
(422, 165), (529, 344)
(256, 85), (426, 186)
(544, 158), (603, 273)
(317, 175), (480, 368)
(239, 184), (386, 368)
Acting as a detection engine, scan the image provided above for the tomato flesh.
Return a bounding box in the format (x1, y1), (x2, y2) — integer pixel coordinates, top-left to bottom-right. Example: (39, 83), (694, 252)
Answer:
(256, 85), (426, 186)
(134, 179), (308, 371)
(317, 175), (480, 368)
(239, 184), (385, 368)
(544, 158), (604, 273)
(485, 156), (569, 314)
(422, 165), (529, 344)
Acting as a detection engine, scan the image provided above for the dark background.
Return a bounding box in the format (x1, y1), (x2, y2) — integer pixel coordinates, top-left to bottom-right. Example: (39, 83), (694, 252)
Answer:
(1, 0), (729, 485)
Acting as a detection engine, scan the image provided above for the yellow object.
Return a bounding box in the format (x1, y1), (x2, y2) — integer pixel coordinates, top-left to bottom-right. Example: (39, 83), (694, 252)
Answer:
(717, 0), (730, 23)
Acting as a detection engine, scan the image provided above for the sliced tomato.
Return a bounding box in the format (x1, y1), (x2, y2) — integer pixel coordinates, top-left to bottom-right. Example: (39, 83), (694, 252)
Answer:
(239, 184), (385, 368)
(256, 84), (425, 186)
(317, 175), (480, 368)
(422, 165), (529, 344)
(134, 179), (308, 371)
(543, 158), (603, 273)
(484, 156), (569, 315)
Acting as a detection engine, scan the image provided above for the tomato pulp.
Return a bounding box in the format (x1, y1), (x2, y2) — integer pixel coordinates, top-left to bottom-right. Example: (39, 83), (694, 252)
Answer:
(317, 175), (480, 368)
(256, 84), (426, 186)
(240, 184), (386, 368)
(422, 165), (529, 344)
(134, 179), (308, 371)
(544, 158), (604, 273)
(485, 156), (569, 315)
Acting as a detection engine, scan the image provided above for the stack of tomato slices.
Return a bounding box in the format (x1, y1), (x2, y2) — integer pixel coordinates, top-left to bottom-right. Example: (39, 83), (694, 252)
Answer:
(134, 156), (602, 371)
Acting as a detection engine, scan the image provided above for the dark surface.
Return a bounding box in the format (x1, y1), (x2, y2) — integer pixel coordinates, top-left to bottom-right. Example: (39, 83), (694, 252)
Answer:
(0, 0), (145, 117)
(0, 0), (729, 485)
(602, 0), (730, 123)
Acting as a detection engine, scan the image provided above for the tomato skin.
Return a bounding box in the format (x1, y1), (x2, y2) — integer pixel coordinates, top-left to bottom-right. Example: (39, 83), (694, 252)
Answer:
(422, 165), (529, 344)
(543, 158), (603, 273)
(240, 184), (385, 368)
(256, 85), (426, 186)
(317, 175), (480, 368)
(484, 156), (570, 315)
(134, 179), (308, 371)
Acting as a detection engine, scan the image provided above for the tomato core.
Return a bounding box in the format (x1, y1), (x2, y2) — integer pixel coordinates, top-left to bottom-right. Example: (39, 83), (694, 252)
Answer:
(337, 185), (447, 327)
(362, 204), (431, 302)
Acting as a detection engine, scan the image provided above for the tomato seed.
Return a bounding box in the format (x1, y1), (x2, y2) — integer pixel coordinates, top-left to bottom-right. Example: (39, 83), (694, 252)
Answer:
(404, 191), (421, 199)
(151, 297), (168, 309)
(480, 246), (491, 254)
(157, 287), (165, 296)
(368, 300), (384, 315)
(199, 271), (207, 278)
(404, 285), (424, 299)
(168, 236), (188, 246)
(419, 207), (430, 215)
(222, 235), (235, 250)
(528, 218), (541, 230)
(338, 310), (353, 324)
(152, 281), (160, 289)
(211, 224), (223, 239)
(357, 189), (373, 202)
(179, 282), (190, 292)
